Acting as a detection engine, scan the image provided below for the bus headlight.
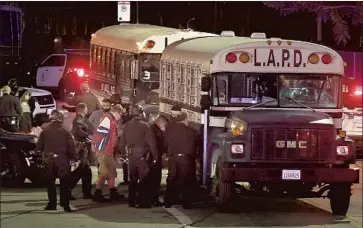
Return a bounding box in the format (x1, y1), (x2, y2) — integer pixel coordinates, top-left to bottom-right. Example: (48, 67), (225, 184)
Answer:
(226, 118), (247, 136)
(336, 146), (349, 156)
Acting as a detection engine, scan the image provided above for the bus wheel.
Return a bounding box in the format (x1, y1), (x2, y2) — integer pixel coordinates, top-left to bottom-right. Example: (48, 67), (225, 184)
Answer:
(329, 183), (351, 216)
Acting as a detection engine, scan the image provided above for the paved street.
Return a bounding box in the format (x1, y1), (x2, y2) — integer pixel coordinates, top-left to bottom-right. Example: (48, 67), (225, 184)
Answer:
(1, 164), (362, 228)
(2, 102), (361, 228)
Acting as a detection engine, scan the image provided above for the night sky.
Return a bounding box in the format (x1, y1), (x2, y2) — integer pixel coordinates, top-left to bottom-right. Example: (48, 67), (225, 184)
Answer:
(18, 1), (362, 62)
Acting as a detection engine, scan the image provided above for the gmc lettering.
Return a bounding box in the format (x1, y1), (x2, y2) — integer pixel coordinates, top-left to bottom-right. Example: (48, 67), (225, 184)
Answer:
(276, 141), (307, 149)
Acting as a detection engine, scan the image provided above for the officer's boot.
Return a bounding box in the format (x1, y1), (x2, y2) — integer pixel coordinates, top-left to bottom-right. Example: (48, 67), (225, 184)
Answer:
(110, 188), (124, 202)
(92, 189), (108, 203)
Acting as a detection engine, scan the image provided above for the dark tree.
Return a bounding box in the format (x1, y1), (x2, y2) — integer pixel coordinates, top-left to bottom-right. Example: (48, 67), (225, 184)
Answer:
(264, 2), (363, 46)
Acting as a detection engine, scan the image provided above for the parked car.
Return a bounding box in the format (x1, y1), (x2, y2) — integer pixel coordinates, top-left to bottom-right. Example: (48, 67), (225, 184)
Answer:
(0, 129), (46, 187)
(17, 87), (57, 118)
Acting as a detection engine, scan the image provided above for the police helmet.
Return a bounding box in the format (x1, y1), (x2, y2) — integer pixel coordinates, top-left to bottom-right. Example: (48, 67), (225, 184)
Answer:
(171, 105), (182, 117)
(8, 78), (19, 92)
(49, 110), (64, 122)
(131, 105), (144, 117)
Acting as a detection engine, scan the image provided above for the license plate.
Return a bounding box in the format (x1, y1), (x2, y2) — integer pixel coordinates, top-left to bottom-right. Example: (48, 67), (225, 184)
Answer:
(353, 116), (362, 123)
(282, 170), (301, 180)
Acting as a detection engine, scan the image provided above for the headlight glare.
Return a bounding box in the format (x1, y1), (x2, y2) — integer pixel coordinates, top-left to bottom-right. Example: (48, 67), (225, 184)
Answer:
(336, 146), (349, 156)
(226, 118), (247, 136)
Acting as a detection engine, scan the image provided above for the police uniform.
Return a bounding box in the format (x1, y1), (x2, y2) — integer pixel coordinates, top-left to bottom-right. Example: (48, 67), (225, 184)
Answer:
(110, 95), (129, 184)
(37, 114), (76, 212)
(67, 92), (101, 117)
(121, 107), (159, 208)
(0, 93), (22, 132)
(117, 118), (129, 184)
(164, 115), (199, 209)
(69, 114), (93, 199)
(149, 122), (167, 206)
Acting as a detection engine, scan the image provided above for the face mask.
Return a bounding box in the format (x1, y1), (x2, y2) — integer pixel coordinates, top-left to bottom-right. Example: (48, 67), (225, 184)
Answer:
(102, 108), (111, 113)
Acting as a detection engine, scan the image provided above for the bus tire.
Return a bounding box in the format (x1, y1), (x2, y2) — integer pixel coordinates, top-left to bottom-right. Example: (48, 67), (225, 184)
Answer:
(329, 183), (351, 216)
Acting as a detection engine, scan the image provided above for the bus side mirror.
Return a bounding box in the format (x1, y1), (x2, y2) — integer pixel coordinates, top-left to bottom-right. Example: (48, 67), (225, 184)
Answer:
(201, 77), (212, 92)
(200, 94), (212, 110)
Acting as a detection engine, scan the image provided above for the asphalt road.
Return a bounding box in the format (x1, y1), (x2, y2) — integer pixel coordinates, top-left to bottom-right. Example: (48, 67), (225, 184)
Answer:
(3, 101), (360, 228)
(0, 165), (362, 228)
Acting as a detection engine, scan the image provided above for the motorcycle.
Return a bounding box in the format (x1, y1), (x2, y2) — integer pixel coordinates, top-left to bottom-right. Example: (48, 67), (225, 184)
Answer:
(0, 129), (46, 187)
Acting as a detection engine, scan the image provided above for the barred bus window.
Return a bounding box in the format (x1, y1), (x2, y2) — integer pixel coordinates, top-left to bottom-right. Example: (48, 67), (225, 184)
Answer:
(91, 45), (97, 71)
(96, 46), (101, 74)
(111, 49), (116, 79)
(105, 48), (111, 78)
(101, 47), (106, 77)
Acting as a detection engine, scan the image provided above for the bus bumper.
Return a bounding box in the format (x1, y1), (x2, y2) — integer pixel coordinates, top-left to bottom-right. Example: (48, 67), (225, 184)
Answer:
(221, 165), (360, 184)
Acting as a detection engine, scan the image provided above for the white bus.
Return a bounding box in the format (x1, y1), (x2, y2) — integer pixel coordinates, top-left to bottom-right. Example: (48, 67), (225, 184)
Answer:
(89, 23), (216, 115)
(159, 33), (359, 215)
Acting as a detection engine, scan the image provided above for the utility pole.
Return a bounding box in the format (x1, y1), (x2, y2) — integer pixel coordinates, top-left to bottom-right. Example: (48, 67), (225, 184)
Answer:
(317, 15), (323, 43)
(136, 1), (139, 24)
(213, 2), (218, 33)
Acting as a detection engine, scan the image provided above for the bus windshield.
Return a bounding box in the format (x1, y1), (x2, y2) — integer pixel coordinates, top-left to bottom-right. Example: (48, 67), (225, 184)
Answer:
(213, 73), (341, 109)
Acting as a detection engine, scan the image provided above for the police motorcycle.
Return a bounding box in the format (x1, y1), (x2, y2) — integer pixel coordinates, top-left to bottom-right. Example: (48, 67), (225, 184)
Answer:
(0, 128), (46, 187)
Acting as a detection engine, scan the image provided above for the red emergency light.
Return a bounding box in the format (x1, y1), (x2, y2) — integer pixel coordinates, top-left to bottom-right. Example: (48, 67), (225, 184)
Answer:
(355, 90), (362, 96)
(77, 68), (85, 77)
(67, 68), (87, 77)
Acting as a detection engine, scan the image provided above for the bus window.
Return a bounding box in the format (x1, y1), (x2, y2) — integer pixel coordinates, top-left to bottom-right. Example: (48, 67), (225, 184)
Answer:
(190, 67), (198, 106)
(91, 45), (96, 71)
(111, 49), (116, 79)
(101, 47), (106, 77)
(96, 46), (101, 74)
(105, 48), (110, 78)
(214, 77), (227, 105)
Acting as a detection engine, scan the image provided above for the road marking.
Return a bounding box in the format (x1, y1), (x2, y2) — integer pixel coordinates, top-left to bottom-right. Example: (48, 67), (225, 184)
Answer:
(163, 206), (193, 226)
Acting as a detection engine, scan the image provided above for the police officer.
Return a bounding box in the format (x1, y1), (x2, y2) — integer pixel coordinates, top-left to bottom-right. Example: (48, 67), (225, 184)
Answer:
(67, 82), (101, 117)
(164, 111), (199, 209)
(8, 78), (19, 96)
(121, 105), (159, 208)
(69, 103), (93, 200)
(170, 105), (182, 118)
(37, 110), (76, 212)
(0, 86), (22, 132)
(110, 94), (129, 184)
(150, 115), (169, 207)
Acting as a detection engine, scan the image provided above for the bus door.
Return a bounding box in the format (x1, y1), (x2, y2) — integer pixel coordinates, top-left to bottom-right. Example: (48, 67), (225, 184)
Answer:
(115, 52), (135, 104)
